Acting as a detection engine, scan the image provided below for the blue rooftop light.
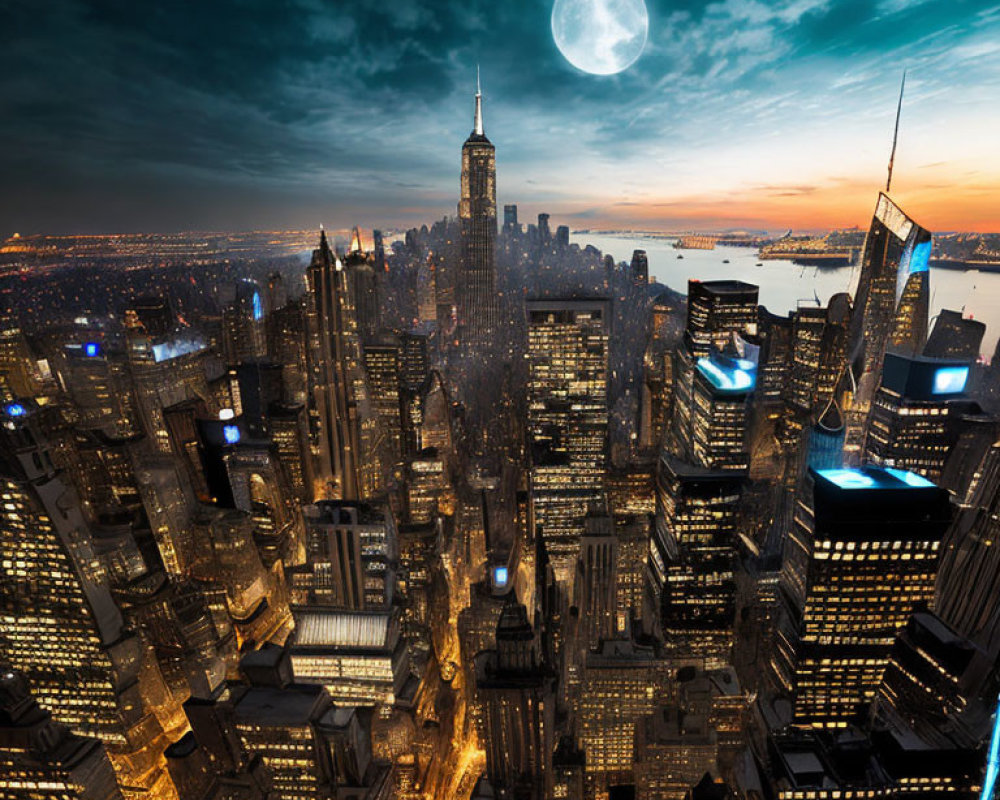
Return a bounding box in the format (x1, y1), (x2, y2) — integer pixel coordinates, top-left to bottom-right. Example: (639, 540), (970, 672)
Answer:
(223, 424), (241, 445)
(696, 358), (755, 393)
(84, 342), (100, 357)
(817, 469), (875, 489)
(932, 365), (969, 395)
(5, 403), (26, 417)
(493, 566), (508, 587)
(252, 290), (263, 321)
(885, 468), (935, 488)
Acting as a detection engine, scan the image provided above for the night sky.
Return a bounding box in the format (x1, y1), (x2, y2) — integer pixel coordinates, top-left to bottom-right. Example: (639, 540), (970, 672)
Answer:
(3, 0), (999, 235)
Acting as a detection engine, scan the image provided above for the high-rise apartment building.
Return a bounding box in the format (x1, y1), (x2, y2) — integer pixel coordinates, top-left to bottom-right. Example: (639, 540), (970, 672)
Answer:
(773, 466), (950, 728)
(526, 299), (609, 590)
(652, 455), (742, 670)
(865, 352), (978, 480)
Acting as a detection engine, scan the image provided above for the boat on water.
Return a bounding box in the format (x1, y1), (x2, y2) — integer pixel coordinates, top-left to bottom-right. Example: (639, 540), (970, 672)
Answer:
(722, 259), (730, 264)
(677, 254), (684, 259)
(756, 262), (763, 267)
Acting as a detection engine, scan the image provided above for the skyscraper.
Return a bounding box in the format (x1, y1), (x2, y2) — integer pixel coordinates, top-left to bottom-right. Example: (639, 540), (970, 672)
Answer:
(684, 280), (759, 359)
(630, 249), (649, 288)
(864, 352), (978, 480)
(922, 309), (985, 360)
(503, 204), (520, 235)
(475, 593), (556, 800)
(652, 454), (742, 669)
(458, 75), (500, 346)
(344, 226), (381, 345)
(773, 466), (950, 728)
(307, 229), (363, 500)
(843, 193), (932, 458)
(526, 299), (609, 590)
(0, 400), (178, 794)
(0, 670), (123, 800)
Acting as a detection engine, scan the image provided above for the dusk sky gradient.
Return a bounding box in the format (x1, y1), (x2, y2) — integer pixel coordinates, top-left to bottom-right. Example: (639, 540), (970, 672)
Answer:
(3, 0), (999, 235)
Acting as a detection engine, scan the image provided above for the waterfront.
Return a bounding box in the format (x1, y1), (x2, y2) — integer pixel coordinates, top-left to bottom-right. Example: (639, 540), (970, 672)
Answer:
(579, 233), (1000, 358)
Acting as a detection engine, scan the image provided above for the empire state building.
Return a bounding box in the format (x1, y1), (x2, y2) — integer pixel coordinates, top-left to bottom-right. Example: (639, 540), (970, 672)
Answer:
(458, 76), (500, 346)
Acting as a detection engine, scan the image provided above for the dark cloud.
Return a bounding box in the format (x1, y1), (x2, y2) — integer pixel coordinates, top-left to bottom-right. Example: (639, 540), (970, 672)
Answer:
(0, 0), (997, 233)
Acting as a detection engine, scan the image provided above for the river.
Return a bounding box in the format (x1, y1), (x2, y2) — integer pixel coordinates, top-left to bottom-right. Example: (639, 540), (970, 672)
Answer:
(575, 233), (1000, 358)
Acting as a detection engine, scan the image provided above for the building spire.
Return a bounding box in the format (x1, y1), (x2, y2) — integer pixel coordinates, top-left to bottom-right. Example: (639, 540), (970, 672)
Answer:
(886, 69), (906, 194)
(474, 65), (484, 136)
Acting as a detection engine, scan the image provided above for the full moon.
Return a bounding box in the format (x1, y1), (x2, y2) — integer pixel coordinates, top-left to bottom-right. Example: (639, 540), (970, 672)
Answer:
(551, 0), (648, 76)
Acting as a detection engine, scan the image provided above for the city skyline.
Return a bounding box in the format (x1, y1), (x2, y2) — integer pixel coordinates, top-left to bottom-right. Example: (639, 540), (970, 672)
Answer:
(3, 1), (1000, 235)
(4, 4), (1000, 800)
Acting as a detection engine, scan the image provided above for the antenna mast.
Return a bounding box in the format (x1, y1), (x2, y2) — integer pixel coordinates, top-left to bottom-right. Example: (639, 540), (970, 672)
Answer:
(886, 70), (906, 194)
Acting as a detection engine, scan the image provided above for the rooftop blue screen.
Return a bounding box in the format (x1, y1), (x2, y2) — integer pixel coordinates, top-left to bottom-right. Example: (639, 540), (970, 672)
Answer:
(818, 467), (938, 491)
(5, 403), (26, 417)
(885, 468), (935, 488)
(932, 365), (969, 395)
(84, 342), (100, 357)
(252, 290), (263, 321)
(493, 566), (508, 587)
(818, 469), (875, 489)
(223, 424), (241, 444)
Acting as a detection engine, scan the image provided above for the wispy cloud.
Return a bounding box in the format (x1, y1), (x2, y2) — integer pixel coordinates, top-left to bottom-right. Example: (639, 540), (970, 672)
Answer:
(0, 0), (998, 232)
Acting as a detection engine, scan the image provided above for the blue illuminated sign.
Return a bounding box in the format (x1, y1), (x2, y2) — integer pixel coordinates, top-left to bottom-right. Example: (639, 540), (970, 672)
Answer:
(817, 469), (875, 489)
(696, 358), (755, 393)
(252, 290), (263, 321)
(909, 238), (931, 276)
(223, 424), (241, 444)
(932, 365), (969, 395)
(885, 468), (935, 488)
(4, 403), (26, 417)
(151, 336), (207, 363)
(84, 342), (100, 357)
(493, 566), (508, 587)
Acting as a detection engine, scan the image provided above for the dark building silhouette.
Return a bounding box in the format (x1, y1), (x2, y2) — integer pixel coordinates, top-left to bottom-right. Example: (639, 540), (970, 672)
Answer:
(923, 309), (985, 360)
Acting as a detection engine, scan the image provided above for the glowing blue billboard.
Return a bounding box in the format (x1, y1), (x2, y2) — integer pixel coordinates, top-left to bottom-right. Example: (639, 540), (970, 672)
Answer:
(932, 365), (969, 395)
(696, 358), (755, 393)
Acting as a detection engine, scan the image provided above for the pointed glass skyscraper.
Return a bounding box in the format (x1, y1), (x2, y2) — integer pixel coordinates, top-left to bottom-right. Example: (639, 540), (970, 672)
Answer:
(458, 73), (500, 346)
(843, 192), (932, 457)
